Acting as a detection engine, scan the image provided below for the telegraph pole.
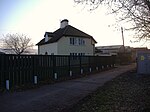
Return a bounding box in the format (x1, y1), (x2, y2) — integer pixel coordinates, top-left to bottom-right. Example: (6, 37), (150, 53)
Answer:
(121, 27), (125, 52)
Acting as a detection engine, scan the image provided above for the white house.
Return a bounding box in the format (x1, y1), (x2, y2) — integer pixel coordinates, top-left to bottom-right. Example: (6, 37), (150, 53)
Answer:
(36, 19), (97, 55)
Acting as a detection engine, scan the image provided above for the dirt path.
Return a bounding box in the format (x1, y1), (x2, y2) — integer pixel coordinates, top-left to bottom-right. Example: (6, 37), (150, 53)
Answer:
(0, 64), (135, 112)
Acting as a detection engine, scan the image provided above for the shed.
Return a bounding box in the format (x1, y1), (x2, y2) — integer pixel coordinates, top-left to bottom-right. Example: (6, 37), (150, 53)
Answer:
(137, 51), (150, 74)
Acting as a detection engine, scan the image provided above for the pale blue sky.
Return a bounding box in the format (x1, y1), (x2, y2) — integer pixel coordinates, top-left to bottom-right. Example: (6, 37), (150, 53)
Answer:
(0, 0), (149, 48)
(0, 0), (40, 31)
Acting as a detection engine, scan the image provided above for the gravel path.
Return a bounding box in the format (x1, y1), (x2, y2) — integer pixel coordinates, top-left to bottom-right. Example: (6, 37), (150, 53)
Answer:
(0, 64), (135, 112)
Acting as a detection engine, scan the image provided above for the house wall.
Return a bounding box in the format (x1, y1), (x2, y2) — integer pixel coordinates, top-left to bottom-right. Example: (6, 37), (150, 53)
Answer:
(57, 36), (94, 55)
(38, 43), (58, 55)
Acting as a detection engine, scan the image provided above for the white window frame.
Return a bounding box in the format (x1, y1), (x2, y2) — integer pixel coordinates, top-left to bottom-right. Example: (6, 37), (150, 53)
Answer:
(70, 37), (85, 46)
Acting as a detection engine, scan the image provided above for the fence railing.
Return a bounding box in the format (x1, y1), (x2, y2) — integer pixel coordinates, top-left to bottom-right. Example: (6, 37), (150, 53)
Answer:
(0, 54), (116, 90)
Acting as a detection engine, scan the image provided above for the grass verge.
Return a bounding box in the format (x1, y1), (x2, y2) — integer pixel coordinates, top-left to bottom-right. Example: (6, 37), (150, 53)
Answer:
(68, 70), (150, 112)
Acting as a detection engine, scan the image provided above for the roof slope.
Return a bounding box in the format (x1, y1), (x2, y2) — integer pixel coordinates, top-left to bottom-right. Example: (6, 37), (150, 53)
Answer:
(36, 25), (96, 45)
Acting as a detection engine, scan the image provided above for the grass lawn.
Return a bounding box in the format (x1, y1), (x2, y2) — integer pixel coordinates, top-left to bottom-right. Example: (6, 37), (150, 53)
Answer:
(68, 70), (150, 112)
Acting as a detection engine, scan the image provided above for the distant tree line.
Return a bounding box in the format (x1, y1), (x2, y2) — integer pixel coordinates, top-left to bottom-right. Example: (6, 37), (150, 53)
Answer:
(2, 33), (33, 55)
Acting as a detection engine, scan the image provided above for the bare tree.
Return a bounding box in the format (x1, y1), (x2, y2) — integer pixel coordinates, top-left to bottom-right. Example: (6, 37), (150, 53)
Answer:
(2, 33), (33, 55)
(74, 0), (150, 41)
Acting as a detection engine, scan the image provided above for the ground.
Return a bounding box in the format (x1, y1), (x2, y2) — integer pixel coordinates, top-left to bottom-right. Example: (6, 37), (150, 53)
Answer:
(68, 70), (150, 112)
(2, 64), (149, 111)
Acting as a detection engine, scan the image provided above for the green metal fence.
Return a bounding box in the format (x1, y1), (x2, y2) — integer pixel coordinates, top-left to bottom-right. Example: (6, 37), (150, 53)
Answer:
(0, 54), (116, 90)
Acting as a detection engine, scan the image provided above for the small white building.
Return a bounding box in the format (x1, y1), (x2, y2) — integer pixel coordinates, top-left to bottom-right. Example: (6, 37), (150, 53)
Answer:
(36, 19), (97, 55)
(95, 45), (132, 56)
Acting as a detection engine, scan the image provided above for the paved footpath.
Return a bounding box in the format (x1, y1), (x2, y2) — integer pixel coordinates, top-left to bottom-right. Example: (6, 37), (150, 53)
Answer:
(0, 64), (135, 112)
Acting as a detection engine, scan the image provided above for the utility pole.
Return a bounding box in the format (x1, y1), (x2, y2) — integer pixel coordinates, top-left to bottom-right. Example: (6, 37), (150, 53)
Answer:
(121, 27), (125, 53)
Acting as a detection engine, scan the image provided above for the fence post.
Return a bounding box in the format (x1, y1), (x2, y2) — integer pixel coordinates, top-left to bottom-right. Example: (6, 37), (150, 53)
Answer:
(107, 65), (109, 68)
(53, 56), (56, 80)
(6, 80), (9, 90)
(34, 76), (37, 84)
(96, 67), (98, 71)
(68, 56), (71, 76)
(79, 56), (82, 74)
(89, 56), (91, 72)
(54, 73), (57, 79)
(5, 55), (10, 89)
(89, 68), (92, 72)
(81, 69), (83, 74)
(1, 55), (5, 89)
(33, 56), (37, 85)
(70, 71), (72, 77)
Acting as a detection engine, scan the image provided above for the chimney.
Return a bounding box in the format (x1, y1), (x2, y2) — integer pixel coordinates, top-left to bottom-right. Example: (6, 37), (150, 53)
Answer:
(60, 19), (69, 28)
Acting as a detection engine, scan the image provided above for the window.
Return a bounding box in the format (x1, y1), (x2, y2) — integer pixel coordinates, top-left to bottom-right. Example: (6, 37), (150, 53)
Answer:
(78, 53), (85, 56)
(70, 37), (85, 45)
(70, 38), (77, 45)
(82, 39), (85, 45)
(78, 38), (81, 45)
(70, 38), (73, 45)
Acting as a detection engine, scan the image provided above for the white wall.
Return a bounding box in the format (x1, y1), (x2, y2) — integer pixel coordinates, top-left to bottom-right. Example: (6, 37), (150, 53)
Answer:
(57, 36), (94, 55)
(38, 36), (95, 55)
(38, 43), (58, 55)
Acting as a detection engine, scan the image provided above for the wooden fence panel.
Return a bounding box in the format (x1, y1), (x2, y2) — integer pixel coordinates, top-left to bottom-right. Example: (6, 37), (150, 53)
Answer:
(0, 54), (116, 90)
